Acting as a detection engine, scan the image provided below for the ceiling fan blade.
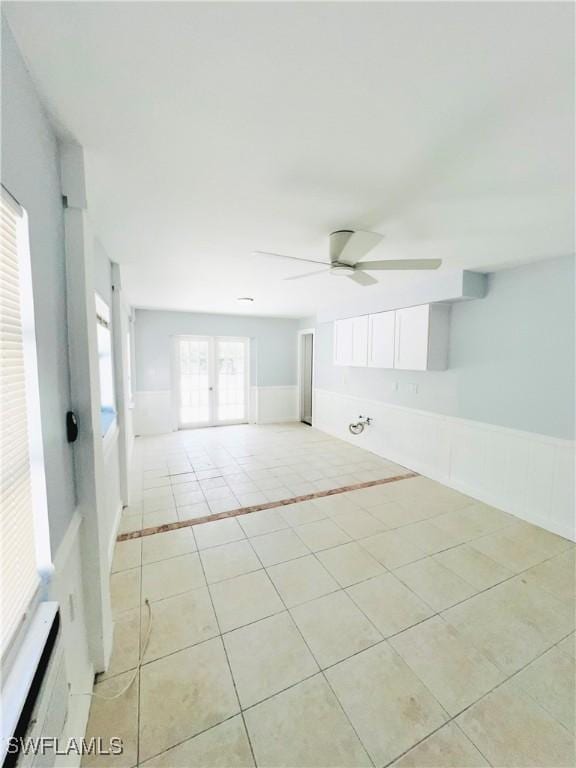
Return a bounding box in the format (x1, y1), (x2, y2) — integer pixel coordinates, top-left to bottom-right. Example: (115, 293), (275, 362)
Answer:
(347, 270), (378, 286)
(336, 230), (384, 265)
(284, 268), (330, 281)
(252, 251), (329, 266)
(359, 258), (442, 270)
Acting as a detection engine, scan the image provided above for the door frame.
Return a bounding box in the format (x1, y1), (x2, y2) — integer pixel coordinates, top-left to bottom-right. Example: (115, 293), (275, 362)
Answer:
(297, 327), (315, 426)
(172, 334), (250, 429)
(61, 144), (113, 673)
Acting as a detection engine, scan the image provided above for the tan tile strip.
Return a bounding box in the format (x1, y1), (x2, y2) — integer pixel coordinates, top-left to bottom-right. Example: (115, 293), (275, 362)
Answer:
(118, 471), (418, 542)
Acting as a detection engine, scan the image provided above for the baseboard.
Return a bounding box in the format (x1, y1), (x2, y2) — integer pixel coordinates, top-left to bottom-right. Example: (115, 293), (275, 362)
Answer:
(314, 388), (575, 541)
(257, 419), (300, 425)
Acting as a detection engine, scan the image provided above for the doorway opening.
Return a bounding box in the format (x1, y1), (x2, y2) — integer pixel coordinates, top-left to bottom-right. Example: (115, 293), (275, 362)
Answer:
(298, 330), (314, 426)
(175, 335), (249, 428)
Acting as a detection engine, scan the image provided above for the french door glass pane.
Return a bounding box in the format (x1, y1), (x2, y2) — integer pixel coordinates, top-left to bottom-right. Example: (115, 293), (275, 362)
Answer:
(179, 339), (210, 424)
(217, 340), (246, 422)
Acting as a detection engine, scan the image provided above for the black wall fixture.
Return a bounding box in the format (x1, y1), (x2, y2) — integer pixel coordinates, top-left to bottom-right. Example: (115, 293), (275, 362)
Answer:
(66, 411), (79, 443)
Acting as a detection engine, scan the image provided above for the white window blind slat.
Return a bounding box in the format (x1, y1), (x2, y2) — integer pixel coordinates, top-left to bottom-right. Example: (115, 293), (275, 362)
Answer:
(0, 189), (41, 658)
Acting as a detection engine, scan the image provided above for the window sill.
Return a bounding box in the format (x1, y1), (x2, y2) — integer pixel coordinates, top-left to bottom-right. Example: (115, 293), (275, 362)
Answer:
(100, 407), (117, 437)
(102, 420), (119, 457)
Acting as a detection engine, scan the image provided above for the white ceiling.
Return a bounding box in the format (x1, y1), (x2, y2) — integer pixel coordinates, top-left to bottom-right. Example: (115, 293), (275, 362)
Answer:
(5, 2), (574, 317)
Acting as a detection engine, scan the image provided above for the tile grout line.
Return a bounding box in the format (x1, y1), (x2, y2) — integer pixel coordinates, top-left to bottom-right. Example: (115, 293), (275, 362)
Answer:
(240, 529), (378, 768)
(134, 471), (416, 530)
(118, 472), (418, 541)
(135, 537), (143, 768)
(137, 540), (573, 762)
(135, 712), (244, 767)
(100, 613), (575, 762)
(191, 525), (260, 768)
(115, 521), (572, 629)
(451, 720), (494, 768)
(380, 623), (576, 768)
(142, 452), (400, 503)
(114, 522), (572, 653)
(126, 504), (491, 574)
(289, 532), (459, 762)
(123, 437), (574, 764)
(109, 537), (573, 679)
(373, 543), (576, 764)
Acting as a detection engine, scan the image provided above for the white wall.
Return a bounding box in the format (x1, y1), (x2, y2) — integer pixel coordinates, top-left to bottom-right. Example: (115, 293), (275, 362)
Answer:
(133, 308), (300, 433)
(135, 308), (299, 388)
(298, 315), (316, 330)
(1, 18), (76, 550)
(93, 237), (112, 306)
(315, 256), (575, 440)
(312, 256), (575, 539)
(1, 16), (93, 750)
(93, 247), (128, 549)
(103, 432), (122, 562)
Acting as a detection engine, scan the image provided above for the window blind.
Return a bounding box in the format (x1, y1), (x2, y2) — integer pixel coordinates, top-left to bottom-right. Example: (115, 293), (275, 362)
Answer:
(0, 189), (40, 659)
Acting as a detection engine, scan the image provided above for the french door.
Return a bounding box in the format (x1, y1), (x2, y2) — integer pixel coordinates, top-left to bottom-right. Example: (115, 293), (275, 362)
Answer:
(175, 335), (249, 428)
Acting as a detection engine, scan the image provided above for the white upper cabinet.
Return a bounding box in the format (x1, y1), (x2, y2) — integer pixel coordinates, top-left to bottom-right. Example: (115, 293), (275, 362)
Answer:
(334, 317), (353, 366)
(351, 316), (369, 366)
(334, 316), (368, 366)
(368, 311), (395, 368)
(334, 303), (450, 370)
(394, 305), (430, 370)
(394, 304), (450, 371)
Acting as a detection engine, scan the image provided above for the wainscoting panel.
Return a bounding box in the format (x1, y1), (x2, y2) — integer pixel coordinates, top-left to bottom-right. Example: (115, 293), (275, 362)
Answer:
(134, 390), (175, 436)
(47, 511), (94, 765)
(252, 385), (298, 424)
(135, 387), (299, 435)
(314, 388), (575, 540)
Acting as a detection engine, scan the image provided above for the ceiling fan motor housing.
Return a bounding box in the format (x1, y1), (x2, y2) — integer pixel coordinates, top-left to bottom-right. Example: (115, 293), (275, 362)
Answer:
(329, 230), (355, 263)
(330, 264), (355, 276)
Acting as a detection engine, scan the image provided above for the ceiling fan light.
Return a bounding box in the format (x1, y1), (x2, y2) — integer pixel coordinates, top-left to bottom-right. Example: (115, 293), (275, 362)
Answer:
(330, 265), (355, 277)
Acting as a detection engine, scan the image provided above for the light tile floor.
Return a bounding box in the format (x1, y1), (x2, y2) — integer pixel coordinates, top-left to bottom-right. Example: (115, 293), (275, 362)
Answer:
(118, 423), (405, 535)
(86, 424), (575, 768)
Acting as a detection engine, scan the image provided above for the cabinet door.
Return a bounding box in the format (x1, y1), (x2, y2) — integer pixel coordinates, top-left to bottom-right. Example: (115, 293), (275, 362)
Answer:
(368, 311), (395, 368)
(351, 316), (369, 366)
(334, 318), (354, 365)
(394, 305), (430, 370)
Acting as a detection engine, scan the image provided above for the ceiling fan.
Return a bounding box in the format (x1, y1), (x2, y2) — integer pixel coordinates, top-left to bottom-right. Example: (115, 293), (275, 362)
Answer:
(253, 229), (441, 286)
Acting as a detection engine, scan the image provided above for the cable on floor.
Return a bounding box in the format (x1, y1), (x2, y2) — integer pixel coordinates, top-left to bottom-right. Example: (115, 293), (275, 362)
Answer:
(73, 598), (152, 701)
